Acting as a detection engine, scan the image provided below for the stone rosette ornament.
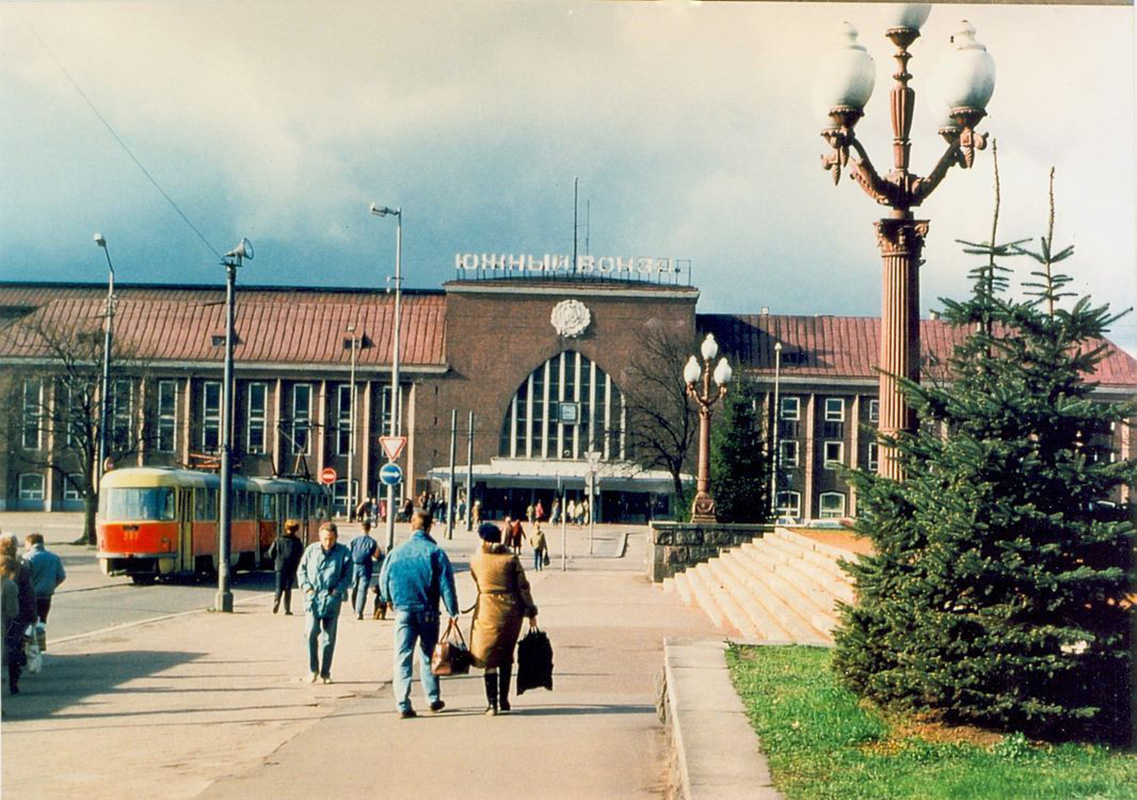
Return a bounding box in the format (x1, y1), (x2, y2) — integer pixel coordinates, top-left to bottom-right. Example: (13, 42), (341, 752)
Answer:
(550, 299), (591, 338)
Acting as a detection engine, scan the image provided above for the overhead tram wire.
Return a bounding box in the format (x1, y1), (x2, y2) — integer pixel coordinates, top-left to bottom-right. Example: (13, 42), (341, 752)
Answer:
(17, 10), (223, 261)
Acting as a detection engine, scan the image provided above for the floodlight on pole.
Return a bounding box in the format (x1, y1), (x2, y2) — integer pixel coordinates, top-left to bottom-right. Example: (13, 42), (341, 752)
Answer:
(370, 202), (403, 552)
(216, 237), (253, 614)
(93, 233), (116, 490)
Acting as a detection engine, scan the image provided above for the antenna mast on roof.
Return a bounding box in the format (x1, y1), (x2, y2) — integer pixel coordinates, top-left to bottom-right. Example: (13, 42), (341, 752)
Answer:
(572, 177), (579, 275)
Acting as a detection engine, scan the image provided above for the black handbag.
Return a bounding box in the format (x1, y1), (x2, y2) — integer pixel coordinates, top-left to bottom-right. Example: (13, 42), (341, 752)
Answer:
(431, 619), (472, 676)
(515, 626), (554, 695)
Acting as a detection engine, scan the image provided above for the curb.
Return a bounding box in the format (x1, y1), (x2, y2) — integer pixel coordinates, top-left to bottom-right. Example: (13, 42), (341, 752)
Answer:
(659, 638), (781, 800)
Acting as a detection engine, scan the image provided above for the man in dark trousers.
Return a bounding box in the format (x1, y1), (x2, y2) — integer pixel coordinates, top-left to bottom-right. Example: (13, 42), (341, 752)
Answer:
(267, 519), (304, 615)
(349, 520), (381, 620)
(378, 511), (459, 718)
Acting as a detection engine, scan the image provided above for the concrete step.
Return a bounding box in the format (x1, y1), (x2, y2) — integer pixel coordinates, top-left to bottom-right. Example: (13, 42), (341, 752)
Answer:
(761, 547), (855, 611)
(707, 550), (795, 642)
(777, 527), (855, 561)
(673, 570), (694, 606)
(684, 566), (729, 631)
(733, 545), (837, 639)
(701, 559), (760, 639)
(764, 531), (850, 584)
(724, 548), (830, 644)
(751, 538), (851, 603)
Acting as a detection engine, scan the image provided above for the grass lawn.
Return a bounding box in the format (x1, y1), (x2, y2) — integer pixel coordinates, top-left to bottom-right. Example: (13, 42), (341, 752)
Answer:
(726, 644), (1137, 800)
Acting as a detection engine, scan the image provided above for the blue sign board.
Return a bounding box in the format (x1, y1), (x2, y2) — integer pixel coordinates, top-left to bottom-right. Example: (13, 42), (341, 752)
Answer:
(379, 462), (403, 487)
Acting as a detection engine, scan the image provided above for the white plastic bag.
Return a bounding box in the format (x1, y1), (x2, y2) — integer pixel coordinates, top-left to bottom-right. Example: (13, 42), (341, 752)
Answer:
(25, 639), (42, 674)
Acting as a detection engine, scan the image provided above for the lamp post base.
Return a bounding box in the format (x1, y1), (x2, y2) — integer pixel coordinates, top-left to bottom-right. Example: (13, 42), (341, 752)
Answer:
(214, 590), (233, 614)
(690, 492), (717, 524)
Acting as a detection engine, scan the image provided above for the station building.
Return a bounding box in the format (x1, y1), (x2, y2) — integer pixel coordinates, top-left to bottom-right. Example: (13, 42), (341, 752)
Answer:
(2, 274), (1134, 521)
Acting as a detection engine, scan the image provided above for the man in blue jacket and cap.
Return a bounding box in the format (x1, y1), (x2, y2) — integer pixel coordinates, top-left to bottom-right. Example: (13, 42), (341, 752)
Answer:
(299, 521), (353, 684)
(378, 511), (459, 718)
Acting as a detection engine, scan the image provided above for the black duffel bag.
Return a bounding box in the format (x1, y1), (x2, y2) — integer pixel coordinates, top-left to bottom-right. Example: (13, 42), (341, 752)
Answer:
(516, 626), (554, 695)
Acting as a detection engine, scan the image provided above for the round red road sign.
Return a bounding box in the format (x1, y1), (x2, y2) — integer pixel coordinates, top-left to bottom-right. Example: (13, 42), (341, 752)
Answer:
(320, 467), (337, 485)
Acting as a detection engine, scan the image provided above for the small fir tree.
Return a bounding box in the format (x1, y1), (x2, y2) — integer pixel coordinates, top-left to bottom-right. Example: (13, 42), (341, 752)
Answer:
(833, 167), (1136, 742)
(710, 380), (771, 523)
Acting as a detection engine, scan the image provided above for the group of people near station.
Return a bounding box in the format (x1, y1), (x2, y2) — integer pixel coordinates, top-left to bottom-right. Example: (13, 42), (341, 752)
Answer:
(273, 510), (540, 717)
(1, 531), (67, 695)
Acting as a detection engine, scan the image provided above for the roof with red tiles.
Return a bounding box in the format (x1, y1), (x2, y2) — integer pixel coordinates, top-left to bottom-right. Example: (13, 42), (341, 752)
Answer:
(0, 284), (447, 368)
(698, 314), (1137, 388)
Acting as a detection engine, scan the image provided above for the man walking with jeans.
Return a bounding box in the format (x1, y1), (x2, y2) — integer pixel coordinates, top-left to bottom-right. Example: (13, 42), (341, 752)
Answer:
(378, 511), (459, 718)
(299, 522), (353, 684)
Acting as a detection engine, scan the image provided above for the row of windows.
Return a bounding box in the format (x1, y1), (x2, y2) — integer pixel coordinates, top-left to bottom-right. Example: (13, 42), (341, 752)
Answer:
(778, 396), (879, 424)
(774, 440), (879, 472)
(775, 491), (846, 520)
(20, 378), (395, 458)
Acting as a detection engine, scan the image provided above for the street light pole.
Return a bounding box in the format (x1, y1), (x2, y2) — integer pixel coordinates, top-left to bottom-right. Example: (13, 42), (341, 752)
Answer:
(216, 237), (252, 614)
(816, 8), (995, 480)
(370, 203), (402, 552)
(346, 324), (358, 522)
(93, 234), (116, 489)
(684, 334), (732, 523)
(769, 341), (782, 519)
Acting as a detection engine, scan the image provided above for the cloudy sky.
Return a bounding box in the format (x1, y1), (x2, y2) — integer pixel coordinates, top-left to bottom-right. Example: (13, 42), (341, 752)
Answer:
(2, 1), (1134, 354)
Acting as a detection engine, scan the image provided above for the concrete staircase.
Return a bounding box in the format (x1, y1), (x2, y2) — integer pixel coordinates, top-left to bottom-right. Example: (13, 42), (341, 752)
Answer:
(661, 527), (859, 646)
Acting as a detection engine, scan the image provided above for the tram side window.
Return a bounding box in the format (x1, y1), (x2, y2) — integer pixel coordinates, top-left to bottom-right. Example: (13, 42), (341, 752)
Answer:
(102, 488), (175, 521)
(195, 489), (218, 522)
(261, 494), (274, 520)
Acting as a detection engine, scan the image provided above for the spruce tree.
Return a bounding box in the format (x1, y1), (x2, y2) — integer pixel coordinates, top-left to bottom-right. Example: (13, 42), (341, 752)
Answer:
(833, 168), (1136, 742)
(710, 380), (770, 523)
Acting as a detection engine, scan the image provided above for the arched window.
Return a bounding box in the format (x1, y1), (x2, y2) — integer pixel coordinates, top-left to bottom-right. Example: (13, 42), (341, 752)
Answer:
(499, 351), (625, 461)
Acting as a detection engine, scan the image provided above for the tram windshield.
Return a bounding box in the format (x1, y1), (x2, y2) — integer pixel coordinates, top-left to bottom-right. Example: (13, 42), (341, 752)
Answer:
(101, 487), (176, 521)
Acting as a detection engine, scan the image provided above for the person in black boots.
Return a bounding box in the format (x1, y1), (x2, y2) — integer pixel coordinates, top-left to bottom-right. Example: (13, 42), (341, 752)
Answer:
(267, 519), (304, 615)
(469, 523), (538, 715)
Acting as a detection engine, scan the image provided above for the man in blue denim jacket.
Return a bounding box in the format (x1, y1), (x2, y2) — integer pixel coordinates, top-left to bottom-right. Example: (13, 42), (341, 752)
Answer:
(378, 511), (459, 718)
(298, 521), (353, 684)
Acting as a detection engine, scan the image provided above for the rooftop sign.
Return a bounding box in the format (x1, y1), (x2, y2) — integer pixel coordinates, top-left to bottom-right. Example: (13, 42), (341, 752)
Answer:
(455, 252), (687, 279)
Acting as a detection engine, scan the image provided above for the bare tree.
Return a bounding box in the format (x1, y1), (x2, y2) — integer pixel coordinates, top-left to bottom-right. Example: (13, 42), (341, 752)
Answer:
(2, 313), (149, 544)
(620, 323), (697, 514)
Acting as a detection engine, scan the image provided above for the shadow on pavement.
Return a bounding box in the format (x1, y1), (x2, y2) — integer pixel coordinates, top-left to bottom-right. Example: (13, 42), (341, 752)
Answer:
(2, 649), (204, 722)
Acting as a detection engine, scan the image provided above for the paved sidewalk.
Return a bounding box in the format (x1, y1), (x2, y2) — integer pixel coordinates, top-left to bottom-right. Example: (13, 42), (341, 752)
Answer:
(1, 524), (728, 800)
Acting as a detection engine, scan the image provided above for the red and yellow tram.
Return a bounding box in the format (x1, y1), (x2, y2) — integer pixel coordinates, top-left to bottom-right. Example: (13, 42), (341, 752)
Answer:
(97, 467), (329, 583)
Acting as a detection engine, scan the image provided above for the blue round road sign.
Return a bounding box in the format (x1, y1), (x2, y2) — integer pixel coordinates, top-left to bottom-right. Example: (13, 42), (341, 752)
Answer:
(379, 462), (403, 487)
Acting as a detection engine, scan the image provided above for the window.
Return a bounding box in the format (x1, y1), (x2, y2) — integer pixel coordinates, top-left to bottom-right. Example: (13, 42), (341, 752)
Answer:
(779, 440), (799, 468)
(22, 379), (42, 450)
(194, 488), (218, 522)
(378, 385), (403, 437)
(101, 487), (175, 521)
(823, 441), (844, 469)
(775, 491), (801, 520)
(111, 378), (134, 450)
(63, 384), (84, 447)
(868, 399), (879, 424)
(867, 442), (879, 473)
(157, 380), (177, 453)
(247, 382), (267, 455)
(824, 397), (846, 422)
(18, 473), (44, 501)
(819, 492), (846, 519)
(498, 352), (625, 461)
(292, 384), (311, 455)
(202, 381), (222, 451)
(336, 384), (353, 456)
(780, 396), (800, 421)
(63, 475), (83, 502)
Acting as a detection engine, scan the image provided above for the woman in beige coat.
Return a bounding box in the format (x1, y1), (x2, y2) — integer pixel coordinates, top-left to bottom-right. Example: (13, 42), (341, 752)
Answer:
(470, 523), (538, 715)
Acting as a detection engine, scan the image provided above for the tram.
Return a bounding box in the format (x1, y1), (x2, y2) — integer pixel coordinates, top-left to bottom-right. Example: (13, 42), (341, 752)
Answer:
(97, 467), (329, 583)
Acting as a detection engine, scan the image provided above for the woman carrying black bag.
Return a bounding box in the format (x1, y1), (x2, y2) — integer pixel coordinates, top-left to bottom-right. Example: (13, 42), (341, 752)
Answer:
(469, 523), (537, 716)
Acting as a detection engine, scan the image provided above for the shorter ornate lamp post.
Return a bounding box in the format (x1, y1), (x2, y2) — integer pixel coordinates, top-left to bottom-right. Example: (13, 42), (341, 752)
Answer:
(684, 334), (732, 522)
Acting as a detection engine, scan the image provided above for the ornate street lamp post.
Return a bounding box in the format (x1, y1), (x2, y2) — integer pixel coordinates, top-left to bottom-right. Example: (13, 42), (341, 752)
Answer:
(815, 5), (995, 480)
(684, 334), (732, 522)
